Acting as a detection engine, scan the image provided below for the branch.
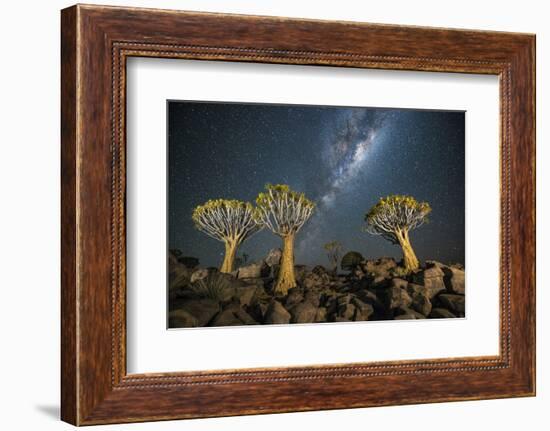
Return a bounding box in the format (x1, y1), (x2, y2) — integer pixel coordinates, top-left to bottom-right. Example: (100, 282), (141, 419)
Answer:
(193, 200), (261, 244)
(256, 184), (315, 236)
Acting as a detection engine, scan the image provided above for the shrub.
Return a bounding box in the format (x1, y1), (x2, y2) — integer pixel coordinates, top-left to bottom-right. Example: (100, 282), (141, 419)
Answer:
(189, 272), (232, 301)
(341, 251), (364, 271)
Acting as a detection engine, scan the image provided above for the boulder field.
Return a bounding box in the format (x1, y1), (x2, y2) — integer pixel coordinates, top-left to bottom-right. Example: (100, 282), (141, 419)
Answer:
(168, 249), (465, 328)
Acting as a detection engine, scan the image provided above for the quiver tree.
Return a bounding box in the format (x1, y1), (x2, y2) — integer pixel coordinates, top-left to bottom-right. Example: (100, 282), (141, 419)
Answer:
(192, 199), (260, 273)
(324, 241), (343, 275)
(364, 195), (431, 271)
(255, 184), (315, 295)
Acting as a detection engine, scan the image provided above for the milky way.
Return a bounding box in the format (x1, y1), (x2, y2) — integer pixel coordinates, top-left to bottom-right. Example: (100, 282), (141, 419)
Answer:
(168, 101), (465, 267)
(319, 109), (386, 207)
(296, 109), (390, 256)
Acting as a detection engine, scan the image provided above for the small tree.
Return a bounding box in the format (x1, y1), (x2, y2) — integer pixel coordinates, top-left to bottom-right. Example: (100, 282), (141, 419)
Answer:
(192, 199), (260, 273)
(255, 184), (315, 294)
(324, 241), (343, 275)
(364, 195), (431, 271)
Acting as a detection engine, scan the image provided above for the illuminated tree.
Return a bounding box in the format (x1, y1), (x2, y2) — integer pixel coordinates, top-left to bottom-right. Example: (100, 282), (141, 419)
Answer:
(364, 195), (431, 271)
(255, 184), (315, 294)
(324, 241), (343, 274)
(192, 199), (260, 273)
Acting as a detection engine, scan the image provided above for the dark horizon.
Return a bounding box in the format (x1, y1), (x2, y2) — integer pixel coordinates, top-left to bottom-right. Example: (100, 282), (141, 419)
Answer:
(168, 100), (465, 269)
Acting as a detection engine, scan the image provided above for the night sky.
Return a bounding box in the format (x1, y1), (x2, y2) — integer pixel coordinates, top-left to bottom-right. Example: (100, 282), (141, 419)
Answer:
(168, 101), (465, 268)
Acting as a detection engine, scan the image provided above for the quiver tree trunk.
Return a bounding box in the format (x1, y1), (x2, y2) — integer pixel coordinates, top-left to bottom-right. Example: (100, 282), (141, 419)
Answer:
(220, 240), (238, 273)
(274, 234), (296, 295)
(397, 230), (419, 271)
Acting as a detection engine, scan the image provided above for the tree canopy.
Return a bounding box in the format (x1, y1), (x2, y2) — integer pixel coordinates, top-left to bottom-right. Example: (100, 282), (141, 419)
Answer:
(192, 199), (260, 273)
(255, 184), (315, 237)
(364, 195), (431, 271)
(364, 195), (431, 243)
(192, 199), (260, 243)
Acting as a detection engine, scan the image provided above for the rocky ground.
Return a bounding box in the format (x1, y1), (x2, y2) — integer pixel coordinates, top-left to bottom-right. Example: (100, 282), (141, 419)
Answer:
(168, 249), (465, 328)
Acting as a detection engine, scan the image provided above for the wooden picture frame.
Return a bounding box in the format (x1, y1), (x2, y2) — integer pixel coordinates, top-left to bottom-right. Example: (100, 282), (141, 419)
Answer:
(61, 4), (535, 425)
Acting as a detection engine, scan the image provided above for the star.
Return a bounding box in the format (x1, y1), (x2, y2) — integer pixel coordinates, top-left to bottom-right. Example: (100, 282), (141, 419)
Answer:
(168, 101), (465, 267)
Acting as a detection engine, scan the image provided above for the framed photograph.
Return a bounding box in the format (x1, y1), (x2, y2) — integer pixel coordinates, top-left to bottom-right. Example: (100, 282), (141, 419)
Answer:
(165, 100), (466, 330)
(61, 4), (535, 425)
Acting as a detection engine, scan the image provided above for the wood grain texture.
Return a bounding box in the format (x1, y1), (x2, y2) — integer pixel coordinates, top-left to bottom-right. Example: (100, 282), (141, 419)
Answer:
(60, 4), (536, 425)
(60, 5), (78, 425)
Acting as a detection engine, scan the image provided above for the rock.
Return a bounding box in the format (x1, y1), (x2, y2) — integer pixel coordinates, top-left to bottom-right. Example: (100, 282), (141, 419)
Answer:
(315, 307), (327, 322)
(240, 278), (266, 290)
(262, 249), (281, 277)
(380, 285), (413, 309)
(230, 306), (257, 324)
(337, 294), (352, 306)
(294, 265), (309, 284)
(178, 256), (200, 269)
(372, 275), (390, 287)
(169, 252), (191, 290)
(411, 265), (446, 298)
(324, 298), (338, 318)
(390, 266), (412, 278)
(363, 257), (397, 277)
(302, 273), (318, 289)
(338, 302), (356, 320)
(232, 285), (257, 307)
(249, 301), (269, 321)
(290, 301), (318, 324)
(425, 263), (446, 276)
(406, 282), (444, 300)
(264, 248), (282, 267)
(285, 289), (304, 308)
(302, 271), (328, 289)
(410, 292), (432, 316)
(354, 288), (383, 309)
(406, 283), (424, 296)
(210, 309), (243, 326)
(391, 278), (409, 289)
(395, 313), (423, 320)
(190, 268), (211, 283)
(429, 308), (457, 318)
(312, 265), (330, 276)
(168, 309), (198, 328)
(352, 297), (374, 320)
(211, 305), (257, 326)
(353, 267), (366, 279)
(334, 316), (351, 322)
(304, 290), (321, 307)
(237, 262), (265, 279)
(178, 299), (220, 326)
(406, 283), (423, 296)
(264, 300), (291, 325)
(425, 260), (448, 269)
(395, 306), (426, 319)
(443, 267), (465, 294)
(438, 294), (465, 315)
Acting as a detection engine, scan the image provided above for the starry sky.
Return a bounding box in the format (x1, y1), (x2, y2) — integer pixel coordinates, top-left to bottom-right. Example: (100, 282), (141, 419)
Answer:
(168, 101), (465, 268)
